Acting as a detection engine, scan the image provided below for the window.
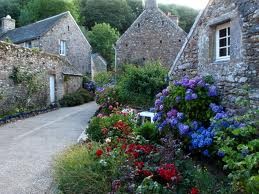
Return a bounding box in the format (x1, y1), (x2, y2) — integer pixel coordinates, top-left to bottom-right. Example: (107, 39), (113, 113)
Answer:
(59, 40), (66, 56)
(138, 23), (140, 28)
(216, 23), (230, 61)
(24, 41), (32, 48)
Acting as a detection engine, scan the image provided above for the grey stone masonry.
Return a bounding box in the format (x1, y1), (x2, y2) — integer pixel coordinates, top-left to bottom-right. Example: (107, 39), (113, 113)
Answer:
(0, 41), (82, 116)
(115, 0), (187, 69)
(0, 15), (15, 34)
(0, 12), (92, 75)
(169, 0), (259, 110)
(38, 12), (92, 74)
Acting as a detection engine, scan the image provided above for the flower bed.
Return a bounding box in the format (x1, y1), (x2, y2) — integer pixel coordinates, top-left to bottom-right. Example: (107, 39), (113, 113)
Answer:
(54, 75), (258, 194)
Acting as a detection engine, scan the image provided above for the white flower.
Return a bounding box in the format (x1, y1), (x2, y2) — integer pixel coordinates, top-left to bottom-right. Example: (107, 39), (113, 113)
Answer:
(99, 159), (108, 167)
(105, 137), (112, 143)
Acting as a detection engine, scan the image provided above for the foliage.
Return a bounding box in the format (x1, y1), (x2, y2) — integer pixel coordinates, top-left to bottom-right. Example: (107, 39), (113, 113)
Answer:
(9, 66), (45, 96)
(87, 113), (134, 142)
(153, 76), (220, 151)
(53, 143), (122, 194)
(116, 63), (167, 108)
(0, 0), (28, 23)
(94, 71), (113, 87)
(214, 110), (259, 193)
(18, 0), (79, 26)
(79, 0), (135, 33)
(95, 87), (121, 115)
(87, 23), (120, 68)
(136, 178), (174, 194)
(59, 88), (94, 107)
(159, 3), (198, 32)
(134, 122), (159, 142)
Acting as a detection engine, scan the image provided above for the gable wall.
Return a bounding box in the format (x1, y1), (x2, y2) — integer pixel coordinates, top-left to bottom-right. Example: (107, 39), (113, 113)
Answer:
(116, 10), (186, 69)
(39, 13), (92, 74)
(170, 0), (259, 109)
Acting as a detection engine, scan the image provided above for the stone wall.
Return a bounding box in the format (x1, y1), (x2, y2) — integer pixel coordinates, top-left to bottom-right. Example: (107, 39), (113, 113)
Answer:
(63, 75), (83, 94)
(0, 41), (82, 116)
(169, 0), (259, 109)
(38, 12), (92, 74)
(91, 53), (107, 80)
(116, 8), (186, 69)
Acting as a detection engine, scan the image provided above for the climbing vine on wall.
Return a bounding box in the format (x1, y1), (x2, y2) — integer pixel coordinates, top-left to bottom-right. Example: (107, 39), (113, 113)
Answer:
(9, 66), (45, 96)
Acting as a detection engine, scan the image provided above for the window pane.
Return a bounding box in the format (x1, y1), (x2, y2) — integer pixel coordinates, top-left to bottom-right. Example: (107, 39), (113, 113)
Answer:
(219, 29), (226, 37)
(228, 27), (230, 35)
(228, 47), (230, 56)
(220, 38), (227, 47)
(220, 48), (227, 57)
(228, 37), (230, 46)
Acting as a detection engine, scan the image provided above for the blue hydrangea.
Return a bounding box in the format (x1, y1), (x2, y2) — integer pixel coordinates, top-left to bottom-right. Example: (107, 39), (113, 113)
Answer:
(208, 85), (217, 97)
(202, 149), (210, 157)
(178, 123), (189, 135)
(217, 150), (225, 157)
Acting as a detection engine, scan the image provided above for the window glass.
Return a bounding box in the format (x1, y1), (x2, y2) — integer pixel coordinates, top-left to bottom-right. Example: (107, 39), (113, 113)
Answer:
(216, 23), (230, 60)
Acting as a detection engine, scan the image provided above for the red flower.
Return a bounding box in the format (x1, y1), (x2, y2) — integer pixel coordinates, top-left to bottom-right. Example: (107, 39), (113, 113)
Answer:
(157, 164), (179, 182)
(96, 149), (103, 157)
(101, 128), (108, 135)
(190, 187), (199, 194)
(106, 146), (112, 152)
(134, 161), (145, 169)
(137, 169), (153, 177)
(109, 105), (113, 110)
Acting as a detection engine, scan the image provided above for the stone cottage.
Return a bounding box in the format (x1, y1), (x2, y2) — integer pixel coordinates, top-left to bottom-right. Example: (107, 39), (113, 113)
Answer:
(169, 0), (259, 109)
(91, 53), (108, 80)
(0, 12), (92, 74)
(115, 0), (187, 69)
(0, 41), (83, 116)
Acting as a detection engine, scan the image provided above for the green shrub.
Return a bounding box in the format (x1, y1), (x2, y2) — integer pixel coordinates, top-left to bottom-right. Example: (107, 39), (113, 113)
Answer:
(94, 71), (113, 87)
(87, 113), (134, 142)
(116, 62), (167, 108)
(59, 89), (94, 107)
(214, 110), (259, 193)
(53, 143), (120, 194)
(134, 122), (159, 142)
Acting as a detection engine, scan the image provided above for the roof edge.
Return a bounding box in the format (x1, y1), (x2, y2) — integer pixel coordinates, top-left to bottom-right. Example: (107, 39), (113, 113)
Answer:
(168, 0), (214, 76)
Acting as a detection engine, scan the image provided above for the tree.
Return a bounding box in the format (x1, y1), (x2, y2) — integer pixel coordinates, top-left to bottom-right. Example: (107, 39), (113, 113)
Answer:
(0, 0), (30, 23)
(79, 0), (135, 33)
(18, 0), (80, 26)
(87, 23), (120, 70)
(159, 4), (198, 32)
(126, 0), (143, 17)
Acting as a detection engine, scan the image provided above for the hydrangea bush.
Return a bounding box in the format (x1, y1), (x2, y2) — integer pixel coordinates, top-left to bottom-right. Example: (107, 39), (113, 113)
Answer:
(153, 76), (221, 154)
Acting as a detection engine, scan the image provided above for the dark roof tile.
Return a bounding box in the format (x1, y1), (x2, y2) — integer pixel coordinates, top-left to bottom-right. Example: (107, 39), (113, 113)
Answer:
(0, 12), (68, 43)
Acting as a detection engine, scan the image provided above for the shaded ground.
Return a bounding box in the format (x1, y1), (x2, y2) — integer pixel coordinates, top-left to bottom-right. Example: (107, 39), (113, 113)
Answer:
(0, 102), (98, 194)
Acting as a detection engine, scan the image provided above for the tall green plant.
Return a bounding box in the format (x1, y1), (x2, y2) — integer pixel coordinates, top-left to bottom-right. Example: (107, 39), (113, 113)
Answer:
(116, 62), (167, 108)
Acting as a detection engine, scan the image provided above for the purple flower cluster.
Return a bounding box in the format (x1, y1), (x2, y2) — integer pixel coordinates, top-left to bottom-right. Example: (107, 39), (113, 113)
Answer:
(174, 76), (218, 98)
(185, 89), (198, 101)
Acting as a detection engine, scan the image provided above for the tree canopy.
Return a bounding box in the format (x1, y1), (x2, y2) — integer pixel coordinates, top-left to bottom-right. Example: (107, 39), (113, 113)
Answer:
(18, 0), (80, 26)
(79, 0), (135, 33)
(87, 23), (120, 70)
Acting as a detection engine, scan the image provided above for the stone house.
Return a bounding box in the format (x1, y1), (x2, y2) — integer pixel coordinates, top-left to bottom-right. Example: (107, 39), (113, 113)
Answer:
(115, 0), (187, 69)
(169, 0), (259, 109)
(0, 41), (83, 116)
(91, 53), (107, 80)
(0, 12), (92, 74)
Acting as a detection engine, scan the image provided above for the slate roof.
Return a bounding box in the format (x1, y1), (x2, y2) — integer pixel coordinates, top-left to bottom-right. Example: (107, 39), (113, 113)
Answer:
(0, 12), (68, 44)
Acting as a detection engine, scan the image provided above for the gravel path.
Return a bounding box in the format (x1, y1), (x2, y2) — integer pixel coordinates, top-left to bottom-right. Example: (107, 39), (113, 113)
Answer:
(0, 102), (98, 194)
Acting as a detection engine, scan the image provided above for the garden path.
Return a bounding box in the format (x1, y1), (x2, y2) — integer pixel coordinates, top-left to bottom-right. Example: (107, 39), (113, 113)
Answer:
(0, 102), (98, 194)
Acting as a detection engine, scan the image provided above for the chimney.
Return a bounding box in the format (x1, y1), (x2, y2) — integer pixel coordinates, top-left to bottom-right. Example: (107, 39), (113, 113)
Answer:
(144, 0), (158, 10)
(0, 15), (15, 33)
(167, 12), (179, 26)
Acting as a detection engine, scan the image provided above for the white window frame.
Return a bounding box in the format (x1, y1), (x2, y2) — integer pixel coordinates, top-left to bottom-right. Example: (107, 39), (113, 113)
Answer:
(24, 41), (32, 48)
(59, 40), (66, 56)
(216, 22), (230, 61)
